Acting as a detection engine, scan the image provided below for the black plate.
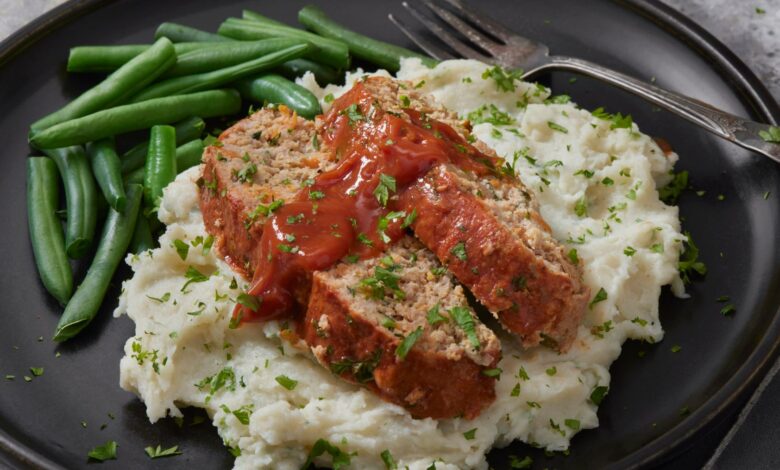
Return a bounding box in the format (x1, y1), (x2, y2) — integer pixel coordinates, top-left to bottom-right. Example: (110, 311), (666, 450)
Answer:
(1, 0), (779, 468)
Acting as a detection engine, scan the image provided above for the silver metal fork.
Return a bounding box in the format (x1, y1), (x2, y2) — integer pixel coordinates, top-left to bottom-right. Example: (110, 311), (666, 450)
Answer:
(389, 0), (780, 164)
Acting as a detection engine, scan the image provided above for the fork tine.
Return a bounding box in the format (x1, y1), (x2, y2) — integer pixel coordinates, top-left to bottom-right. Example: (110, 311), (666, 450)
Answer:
(401, 1), (490, 62)
(388, 13), (456, 61)
(421, 0), (504, 55)
(439, 0), (518, 43)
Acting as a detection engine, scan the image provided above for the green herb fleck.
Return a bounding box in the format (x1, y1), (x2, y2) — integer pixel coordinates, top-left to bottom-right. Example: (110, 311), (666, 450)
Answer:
(275, 375), (298, 390)
(88, 441), (118, 461)
(395, 327), (423, 361)
(145, 445), (182, 459)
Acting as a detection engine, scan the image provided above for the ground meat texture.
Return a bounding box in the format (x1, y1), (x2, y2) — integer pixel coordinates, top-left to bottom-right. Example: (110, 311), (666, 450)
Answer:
(300, 238), (500, 419)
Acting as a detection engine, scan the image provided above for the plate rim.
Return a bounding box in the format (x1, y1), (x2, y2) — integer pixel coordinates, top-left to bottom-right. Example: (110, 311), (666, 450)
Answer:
(0, 0), (778, 468)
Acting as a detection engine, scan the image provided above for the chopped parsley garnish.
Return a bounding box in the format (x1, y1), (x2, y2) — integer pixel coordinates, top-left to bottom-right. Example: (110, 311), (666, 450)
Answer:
(380, 449), (397, 469)
(463, 428), (477, 440)
(146, 292), (171, 303)
(309, 190), (325, 201)
(145, 445), (182, 459)
(545, 94), (571, 104)
(510, 383), (521, 397)
(426, 303), (447, 326)
(659, 170), (689, 204)
(450, 241), (468, 261)
(564, 419), (581, 431)
(526, 401), (541, 408)
(302, 438), (352, 470)
(759, 125), (780, 143)
(466, 104), (515, 125)
(651, 243), (664, 253)
(509, 455), (533, 469)
(450, 306), (480, 349)
(173, 239), (189, 260)
(88, 441), (118, 461)
(341, 103), (364, 124)
(401, 208), (417, 229)
(357, 233), (374, 246)
(236, 293), (260, 311)
(721, 304), (736, 316)
(567, 248), (579, 264)
(549, 419), (565, 436)
(481, 65), (523, 92)
(30, 367), (43, 377)
(329, 349), (382, 383)
(602, 177), (614, 186)
(545, 366), (557, 376)
(590, 385), (609, 405)
(589, 287), (608, 309)
(399, 95), (411, 107)
(323, 93), (335, 103)
(236, 162), (257, 183)
(631, 317), (648, 326)
(624, 246), (637, 256)
(517, 366), (530, 381)
(395, 327), (423, 361)
(609, 112), (633, 130)
(181, 266), (210, 292)
(482, 368), (502, 378)
(547, 121), (568, 133)
(374, 173), (397, 207)
(195, 367), (236, 395)
(574, 196), (588, 217)
(360, 263), (405, 300)
(278, 244), (299, 254)
(671, 344), (682, 353)
(275, 375), (298, 390)
(678, 231), (707, 283)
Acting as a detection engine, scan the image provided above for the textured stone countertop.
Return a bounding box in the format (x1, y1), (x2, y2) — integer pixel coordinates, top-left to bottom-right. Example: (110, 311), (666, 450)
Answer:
(0, 1), (778, 469)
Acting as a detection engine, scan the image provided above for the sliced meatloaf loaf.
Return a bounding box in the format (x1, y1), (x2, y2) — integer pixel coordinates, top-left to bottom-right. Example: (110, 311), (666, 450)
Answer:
(199, 105), (501, 419)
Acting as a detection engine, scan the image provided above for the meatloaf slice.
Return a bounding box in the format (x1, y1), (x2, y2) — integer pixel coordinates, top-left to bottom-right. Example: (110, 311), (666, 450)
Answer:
(354, 77), (588, 351)
(199, 105), (337, 278)
(399, 163), (589, 351)
(300, 237), (500, 420)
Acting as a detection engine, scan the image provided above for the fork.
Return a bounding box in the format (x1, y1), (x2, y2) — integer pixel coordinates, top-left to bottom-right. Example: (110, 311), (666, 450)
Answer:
(389, 0), (780, 164)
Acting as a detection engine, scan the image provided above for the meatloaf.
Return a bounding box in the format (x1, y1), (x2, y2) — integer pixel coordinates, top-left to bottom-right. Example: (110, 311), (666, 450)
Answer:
(334, 77), (589, 351)
(199, 105), (501, 419)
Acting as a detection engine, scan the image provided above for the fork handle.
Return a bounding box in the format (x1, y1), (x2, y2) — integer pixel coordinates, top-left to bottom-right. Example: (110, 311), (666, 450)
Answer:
(540, 56), (780, 163)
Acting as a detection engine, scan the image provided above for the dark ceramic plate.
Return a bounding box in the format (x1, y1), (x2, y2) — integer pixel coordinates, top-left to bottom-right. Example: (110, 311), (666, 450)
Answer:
(1, 0), (779, 468)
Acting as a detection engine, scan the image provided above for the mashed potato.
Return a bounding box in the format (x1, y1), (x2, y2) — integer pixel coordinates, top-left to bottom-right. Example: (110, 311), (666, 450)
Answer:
(116, 59), (684, 469)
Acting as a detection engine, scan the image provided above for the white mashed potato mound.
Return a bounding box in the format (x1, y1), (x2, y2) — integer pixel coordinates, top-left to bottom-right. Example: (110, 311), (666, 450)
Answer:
(117, 59), (685, 469)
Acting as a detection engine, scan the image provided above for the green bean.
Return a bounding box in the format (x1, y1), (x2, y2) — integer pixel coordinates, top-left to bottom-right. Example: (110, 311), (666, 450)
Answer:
(86, 138), (126, 211)
(124, 139), (205, 185)
(130, 213), (155, 254)
(241, 9), (288, 26)
(276, 58), (338, 85)
(26, 157), (73, 305)
(53, 184), (142, 342)
(143, 125), (177, 208)
(175, 139), (206, 171)
(218, 18), (350, 70)
(42, 146), (98, 259)
(236, 74), (321, 119)
(130, 44), (310, 102)
(164, 38), (305, 77)
(31, 37), (176, 132)
(298, 5), (437, 72)
(155, 22), (229, 43)
(30, 89), (241, 149)
(67, 42), (225, 73)
(121, 116), (205, 174)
